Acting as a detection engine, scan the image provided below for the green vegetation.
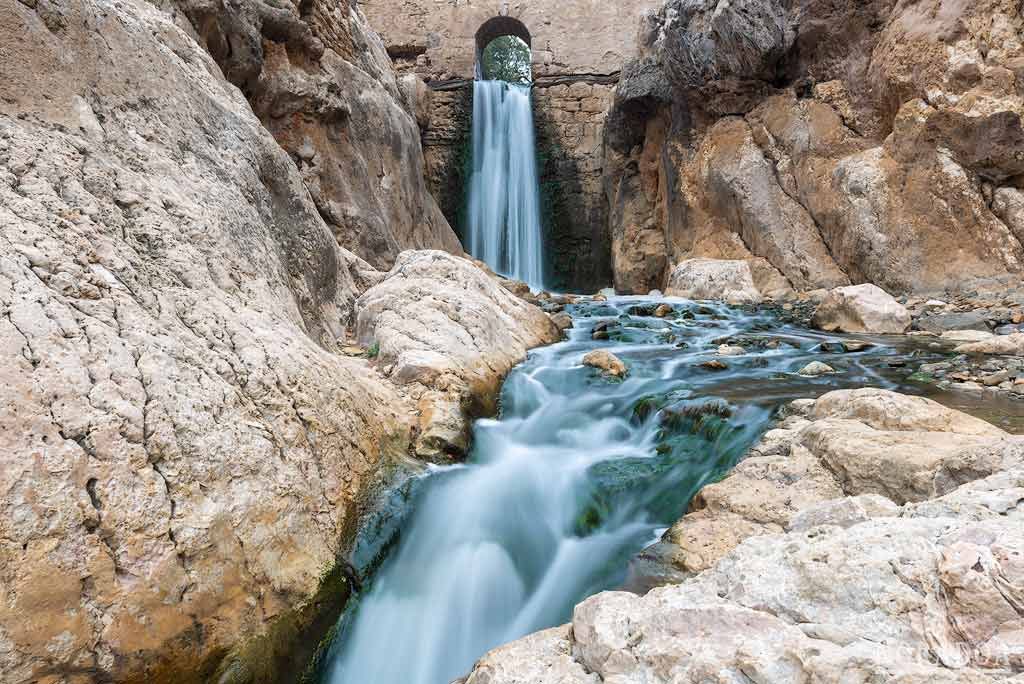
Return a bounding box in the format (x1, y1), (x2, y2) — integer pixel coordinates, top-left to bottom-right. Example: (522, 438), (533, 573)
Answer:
(366, 342), (380, 359)
(480, 35), (532, 84)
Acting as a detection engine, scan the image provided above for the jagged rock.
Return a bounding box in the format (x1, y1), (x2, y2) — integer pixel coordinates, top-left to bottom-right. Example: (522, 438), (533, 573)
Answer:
(665, 259), (763, 305)
(550, 312), (574, 332)
(604, 0), (1024, 297)
(582, 350), (628, 378)
(662, 388), (1015, 575)
(812, 284), (912, 334)
(174, 0), (460, 270)
(955, 333), (1024, 356)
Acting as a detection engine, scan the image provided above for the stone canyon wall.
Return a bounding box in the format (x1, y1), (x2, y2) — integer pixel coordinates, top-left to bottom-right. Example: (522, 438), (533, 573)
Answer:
(362, 0), (661, 291)
(604, 0), (1024, 296)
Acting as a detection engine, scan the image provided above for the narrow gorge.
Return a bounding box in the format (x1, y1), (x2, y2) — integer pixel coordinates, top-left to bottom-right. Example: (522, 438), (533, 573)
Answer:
(2, 1), (1024, 684)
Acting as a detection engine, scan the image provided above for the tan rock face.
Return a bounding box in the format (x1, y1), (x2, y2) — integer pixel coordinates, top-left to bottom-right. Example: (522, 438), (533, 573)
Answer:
(0, 0), (553, 680)
(604, 0), (1024, 296)
(581, 350), (628, 378)
(812, 284), (912, 334)
(463, 391), (1024, 682)
(174, 0), (462, 270)
(956, 333), (1024, 356)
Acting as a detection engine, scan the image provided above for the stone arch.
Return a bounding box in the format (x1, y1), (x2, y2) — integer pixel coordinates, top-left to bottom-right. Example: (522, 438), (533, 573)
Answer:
(474, 16), (532, 78)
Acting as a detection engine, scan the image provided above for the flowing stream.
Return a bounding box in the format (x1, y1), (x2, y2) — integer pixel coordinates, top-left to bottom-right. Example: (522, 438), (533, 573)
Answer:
(465, 80), (545, 288)
(323, 296), (945, 684)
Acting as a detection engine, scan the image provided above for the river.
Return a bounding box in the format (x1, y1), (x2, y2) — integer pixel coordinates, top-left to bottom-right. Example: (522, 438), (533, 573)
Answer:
(321, 294), (947, 684)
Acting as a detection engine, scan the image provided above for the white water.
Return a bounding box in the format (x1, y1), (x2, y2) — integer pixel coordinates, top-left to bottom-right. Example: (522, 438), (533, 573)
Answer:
(322, 297), (935, 684)
(465, 80), (545, 289)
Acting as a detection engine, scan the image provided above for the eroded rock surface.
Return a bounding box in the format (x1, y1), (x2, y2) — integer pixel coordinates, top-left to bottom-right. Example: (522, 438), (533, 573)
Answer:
(356, 251), (559, 460)
(664, 258), (762, 305)
(605, 0), (1024, 296)
(462, 389), (1024, 682)
(0, 0), (544, 680)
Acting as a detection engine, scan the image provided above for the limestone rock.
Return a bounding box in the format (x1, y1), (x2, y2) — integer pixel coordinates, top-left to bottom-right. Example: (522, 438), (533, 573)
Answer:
(662, 388), (1014, 575)
(604, 0), (1024, 297)
(582, 350), (628, 378)
(550, 312), (574, 332)
(665, 259), (762, 305)
(355, 251), (560, 458)
(942, 330), (996, 343)
(812, 284), (912, 334)
(176, 0), (461, 270)
(798, 361), (835, 376)
(956, 333), (1024, 356)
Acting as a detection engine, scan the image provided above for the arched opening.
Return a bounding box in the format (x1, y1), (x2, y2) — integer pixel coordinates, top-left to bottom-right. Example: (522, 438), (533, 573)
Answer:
(475, 17), (532, 83)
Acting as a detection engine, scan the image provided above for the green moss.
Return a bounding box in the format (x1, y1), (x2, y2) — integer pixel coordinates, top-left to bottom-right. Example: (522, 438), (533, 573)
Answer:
(211, 561), (355, 684)
(366, 342), (380, 359)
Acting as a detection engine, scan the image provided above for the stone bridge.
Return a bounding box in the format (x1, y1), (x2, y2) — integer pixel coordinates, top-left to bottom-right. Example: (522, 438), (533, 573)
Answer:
(362, 0), (661, 290)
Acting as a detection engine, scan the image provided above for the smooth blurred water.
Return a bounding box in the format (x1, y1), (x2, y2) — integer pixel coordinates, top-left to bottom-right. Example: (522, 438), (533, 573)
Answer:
(323, 296), (944, 684)
(465, 81), (545, 289)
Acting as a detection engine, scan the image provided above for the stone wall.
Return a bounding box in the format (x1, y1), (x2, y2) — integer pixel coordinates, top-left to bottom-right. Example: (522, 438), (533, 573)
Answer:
(534, 80), (615, 291)
(361, 0), (660, 81)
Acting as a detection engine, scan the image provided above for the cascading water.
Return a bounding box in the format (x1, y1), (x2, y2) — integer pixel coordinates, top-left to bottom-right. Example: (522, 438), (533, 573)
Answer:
(322, 296), (945, 684)
(465, 80), (545, 289)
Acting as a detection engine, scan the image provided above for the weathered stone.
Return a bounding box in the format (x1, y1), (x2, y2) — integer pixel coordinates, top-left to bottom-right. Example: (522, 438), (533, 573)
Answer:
(956, 333), (1024, 356)
(582, 350), (628, 378)
(356, 250), (559, 416)
(603, 0), (1024, 297)
(812, 284), (912, 334)
(798, 361), (836, 376)
(665, 259), (762, 305)
(0, 0), (552, 678)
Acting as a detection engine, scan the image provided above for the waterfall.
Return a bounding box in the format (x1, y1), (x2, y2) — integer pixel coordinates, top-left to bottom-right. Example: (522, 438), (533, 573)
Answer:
(465, 80), (546, 289)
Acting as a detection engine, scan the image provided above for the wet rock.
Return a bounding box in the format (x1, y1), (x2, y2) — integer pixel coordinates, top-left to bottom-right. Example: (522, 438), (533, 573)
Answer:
(654, 303), (674, 318)
(665, 259), (763, 305)
(582, 350), (628, 378)
(812, 284), (911, 334)
(798, 361), (836, 376)
(700, 360), (729, 371)
(550, 312), (573, 332)
(591, 321), (614, 340)
(717, 345), (745, 357)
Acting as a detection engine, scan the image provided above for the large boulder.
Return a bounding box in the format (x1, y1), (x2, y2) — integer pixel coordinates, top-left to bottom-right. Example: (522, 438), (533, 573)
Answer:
(356, 251), (560, 459)
(665, 258), (763, 304)
(812, 284), (912, 333)
(664, 388), (1015, 575)
(955, 333), (1024, 356)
